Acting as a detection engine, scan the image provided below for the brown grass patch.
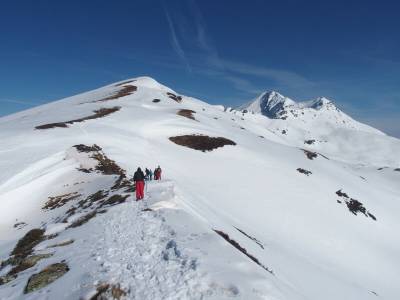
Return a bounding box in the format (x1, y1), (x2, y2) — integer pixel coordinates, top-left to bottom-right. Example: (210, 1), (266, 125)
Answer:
(96, 85), (137, 102)
(24, 262), (69, 294)
(43, 192), (80, 210)
(100, 194), (129, 208)
(47, 240), (74, 248)
(177, 109), (196, 120)
(115, 80), (135, 87)
(68, 211), (97, 228)
(169, 135), (236, 152)
(90, 283), (127, 300)
(35, 107), (121, 130)
(11, 229), (45, 260)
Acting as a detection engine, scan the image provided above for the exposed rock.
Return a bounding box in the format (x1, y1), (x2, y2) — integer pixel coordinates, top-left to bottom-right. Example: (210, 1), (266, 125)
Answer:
(336, 189), (376, 221)
(297, 168), (312, 176)
(24, 262), (69, 294)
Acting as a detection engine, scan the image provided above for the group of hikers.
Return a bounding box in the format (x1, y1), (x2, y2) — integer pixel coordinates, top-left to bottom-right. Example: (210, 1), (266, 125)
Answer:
(133, 165), (162, 201)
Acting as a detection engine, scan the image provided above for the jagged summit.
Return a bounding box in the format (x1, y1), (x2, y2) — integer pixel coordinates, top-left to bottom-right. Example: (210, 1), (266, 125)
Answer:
(237, 91), (295, 118)
(238, 91), (339, 119)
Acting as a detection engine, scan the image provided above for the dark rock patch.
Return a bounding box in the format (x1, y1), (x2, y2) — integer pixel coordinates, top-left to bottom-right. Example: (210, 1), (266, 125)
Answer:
(169, 135), (236, 152)
(394, 168), (400, 172)
(142, 208), (153, 212)
(234, 227), (264, 249)
(259, 135), (264, 138)
(35, 107), (121, 130)
(24, 262), (69, 294)
(177, 109), (196, 120)
(96, 85), (137, 102)
(281, 130), (287, 135)
(74, 144), (102, 153)
(14, 222), (27, 229)
(303, 149), (318, 160)
(336, 189), (376, 221)
(166, 92), (182, 103)
(297, 168), (312, 176)
(304, 139), (315, 145)
(214, 230), (273, 274)
(152, 98), (161, 103)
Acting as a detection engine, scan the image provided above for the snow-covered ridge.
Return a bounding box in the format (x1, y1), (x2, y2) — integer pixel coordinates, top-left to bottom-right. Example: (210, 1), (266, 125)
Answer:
(0, 76), (400, 299)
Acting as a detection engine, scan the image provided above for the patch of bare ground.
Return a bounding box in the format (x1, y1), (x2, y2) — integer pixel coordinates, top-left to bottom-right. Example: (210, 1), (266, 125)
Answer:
(166, 92), (182, 103)
(304, 139), (316, 145)
(297, 168), (312, 176)
(24, 262), (69, 294)
(301, 149), (329, 160)
(99, 194), (129, 208)
(214, 230), (273, 274)
(177, 109), (196, 120)
(68, 211), (97, 228)
(89, 283), (127, 300)
(169, 135), (236, 152)
(47, 239), (74, 248)
(74, 144), (125, 176)
(35, 107), (121, 130)
(11, 229), (46, 260)
(152, 98), (161, 103)
(394, 168), (400, 172)
(42, 192), (81, 210)
(336, 189), (376, 221)
(95, 85), (137, 102)
(234, 227), (264, 249)
(0, 229), (54, 285)
(115, 80), (135, 87)
(14, 222), (27, 229)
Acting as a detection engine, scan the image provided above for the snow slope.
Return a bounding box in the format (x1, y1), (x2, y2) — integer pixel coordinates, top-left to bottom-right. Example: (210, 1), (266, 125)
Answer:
(237, 91), (400, 166)
(1, 77), (399, 299)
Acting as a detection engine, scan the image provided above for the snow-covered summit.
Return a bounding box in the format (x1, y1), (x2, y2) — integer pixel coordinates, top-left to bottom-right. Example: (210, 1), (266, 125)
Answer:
(239, 91), (343, 119)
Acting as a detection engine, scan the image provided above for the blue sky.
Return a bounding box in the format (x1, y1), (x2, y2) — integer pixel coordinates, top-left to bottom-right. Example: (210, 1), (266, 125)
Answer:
(0, 0), (399, 137)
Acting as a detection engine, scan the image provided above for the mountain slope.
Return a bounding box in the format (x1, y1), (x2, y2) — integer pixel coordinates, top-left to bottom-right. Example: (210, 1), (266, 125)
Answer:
(0, 77), (399, 300)
(237, 91), (400, 166)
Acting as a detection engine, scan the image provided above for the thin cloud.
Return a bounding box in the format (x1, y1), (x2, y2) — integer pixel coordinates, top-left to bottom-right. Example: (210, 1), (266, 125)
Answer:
(161, 0), (314, 95)
(163, 3), (192, 72)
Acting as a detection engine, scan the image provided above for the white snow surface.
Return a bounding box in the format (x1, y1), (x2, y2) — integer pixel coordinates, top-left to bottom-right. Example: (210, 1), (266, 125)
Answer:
(0, 76), (399, 299)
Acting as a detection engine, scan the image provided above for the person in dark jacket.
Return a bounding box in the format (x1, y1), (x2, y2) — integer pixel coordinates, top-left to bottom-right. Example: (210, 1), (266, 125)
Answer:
(145, 168), (151, 181)
(133, 167), (145, 200)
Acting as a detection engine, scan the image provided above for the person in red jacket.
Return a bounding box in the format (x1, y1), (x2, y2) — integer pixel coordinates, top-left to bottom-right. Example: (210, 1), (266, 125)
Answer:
(133, 167), (145, 201)
(154, 165), (162, 181)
